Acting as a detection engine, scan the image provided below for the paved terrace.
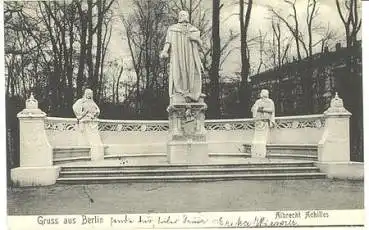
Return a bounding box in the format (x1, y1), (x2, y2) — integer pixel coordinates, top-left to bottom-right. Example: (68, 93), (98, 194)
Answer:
(8, 179), (363, 215)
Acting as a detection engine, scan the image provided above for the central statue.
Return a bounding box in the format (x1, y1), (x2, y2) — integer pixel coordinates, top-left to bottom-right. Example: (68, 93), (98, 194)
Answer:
(160, 10), (203, 103)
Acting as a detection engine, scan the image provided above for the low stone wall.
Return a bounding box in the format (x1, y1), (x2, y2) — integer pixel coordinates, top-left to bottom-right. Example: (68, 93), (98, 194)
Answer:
(99, 119), (168, 155)
(99, 119), (254, 155)
(270, 115), (325, 145)
(205, 119), (254, 153)
(45, 117), (88, 147)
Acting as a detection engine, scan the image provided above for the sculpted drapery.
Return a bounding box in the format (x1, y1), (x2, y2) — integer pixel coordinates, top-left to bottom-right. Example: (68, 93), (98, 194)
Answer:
(160, 11), (203, 102)
(251, 89), (275, 127)
(72, 89), (100, 122)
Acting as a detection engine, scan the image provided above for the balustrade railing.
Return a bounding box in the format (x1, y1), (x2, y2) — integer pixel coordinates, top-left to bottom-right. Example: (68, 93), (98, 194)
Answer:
(44, 115), (325, 132)
(274, 114), (325, 129)
(45, 117), (78, 131)
(205, 118), (254, 131)
(98, 119), (169, 132)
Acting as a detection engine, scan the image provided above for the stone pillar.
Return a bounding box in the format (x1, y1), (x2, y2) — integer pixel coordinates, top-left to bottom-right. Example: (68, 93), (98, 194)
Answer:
(316, 93), (361, 180)
(11, 93), (60, 187)
(80, 120), (104, 161)
(167, 95), (208, 164)
(251, 119), (270, 158)
(318, 93), (351, 162)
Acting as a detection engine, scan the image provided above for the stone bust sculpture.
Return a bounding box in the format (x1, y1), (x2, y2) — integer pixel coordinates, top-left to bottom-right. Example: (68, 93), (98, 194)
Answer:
(251, 89), (275, 127)
(160, 10), (203, 103)
(72, 89), (100, 121)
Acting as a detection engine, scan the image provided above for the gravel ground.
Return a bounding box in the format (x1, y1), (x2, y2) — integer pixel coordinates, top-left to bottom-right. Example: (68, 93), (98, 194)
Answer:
(7, 179), (363, 215)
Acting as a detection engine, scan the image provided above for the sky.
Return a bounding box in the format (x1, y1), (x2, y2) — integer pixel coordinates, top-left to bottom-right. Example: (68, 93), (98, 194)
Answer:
(107, 0), (362, 78)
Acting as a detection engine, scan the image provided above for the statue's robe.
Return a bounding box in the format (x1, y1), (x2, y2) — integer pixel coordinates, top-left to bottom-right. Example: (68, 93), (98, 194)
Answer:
(165, 23), (202, 101)
(251, 98), (275, 126)
(72, 98), (100, 121)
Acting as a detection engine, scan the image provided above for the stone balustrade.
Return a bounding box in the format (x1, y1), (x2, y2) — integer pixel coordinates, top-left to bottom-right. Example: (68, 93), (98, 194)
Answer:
(41, 112), (336, 161)
(31, 107), (346, 159)
(11, 92), (358, 186)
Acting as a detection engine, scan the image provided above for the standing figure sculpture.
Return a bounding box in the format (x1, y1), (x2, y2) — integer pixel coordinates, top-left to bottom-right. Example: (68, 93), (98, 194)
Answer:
(72, 89), (100, 122)
(251, 89), (275, 127)
(160, 10), (203, 102)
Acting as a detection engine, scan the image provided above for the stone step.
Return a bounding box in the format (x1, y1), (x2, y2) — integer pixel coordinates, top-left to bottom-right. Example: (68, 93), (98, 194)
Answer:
(53, 156), (91, 165)
(209, 152), (251, 157)
(267, 150), (317, 156)
(53, 147), (90, 160)
(56, 172), (326, 184)
(243, 144), (318, 160)
(60, 161), (315, 172)
(59, 167), (320, 178)
(267, 153), (318, 161)
(104, 153), (167, 159)
(53, 146), (91, 151)
(266, 144), (318, 150)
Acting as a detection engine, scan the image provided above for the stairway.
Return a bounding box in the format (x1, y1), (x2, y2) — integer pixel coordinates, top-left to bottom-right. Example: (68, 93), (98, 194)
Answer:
(243, 144), (318, 161)
(266, 144), (318, 161)
(53, 147), (91, 165)
(56, 161), (325, 184)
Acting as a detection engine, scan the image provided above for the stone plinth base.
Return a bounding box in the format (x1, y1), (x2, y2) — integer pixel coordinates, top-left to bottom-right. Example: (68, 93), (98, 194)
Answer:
(251, 120), (270, 158)
(80, 120), (104, 161)
(315, 162), (364, 180)
(167, 96), (208, 164)
(167, 141), (208, 164)
(11, 166), (61, 187)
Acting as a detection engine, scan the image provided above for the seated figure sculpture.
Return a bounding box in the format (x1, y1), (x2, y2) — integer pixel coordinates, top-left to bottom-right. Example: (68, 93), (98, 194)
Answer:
(72, 89), (100, 122)
(251, 89), (275, 127)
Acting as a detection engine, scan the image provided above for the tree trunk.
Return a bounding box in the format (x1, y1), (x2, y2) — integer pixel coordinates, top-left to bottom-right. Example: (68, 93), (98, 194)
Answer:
(77, 3), (87, 98)
(208, 0), (221, 118)
(239, 0), (252, 117)
(93, 0), (103, 101)
(86, 0), (94, 87)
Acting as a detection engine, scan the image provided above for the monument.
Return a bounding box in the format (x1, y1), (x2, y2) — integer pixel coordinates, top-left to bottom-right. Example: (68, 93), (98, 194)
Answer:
(160, 10), (208, 164)
(251, 89), (275, 158)
(72, 89), (104, 161)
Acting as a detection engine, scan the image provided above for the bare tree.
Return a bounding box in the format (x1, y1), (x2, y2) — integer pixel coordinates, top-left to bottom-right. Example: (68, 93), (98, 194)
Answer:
(269, 18), (291, 69)
(306, 0), (318, 57)
(4, 0), (116, 114)
(314, 22), (338, 53)
(239, 0), (253, 116)
(208, 0), (221, 117)
(336, 0), (361, 48)
(269, 0), (304, 60)
(122, 0), (171, 117)
(256, 30), (268, 74)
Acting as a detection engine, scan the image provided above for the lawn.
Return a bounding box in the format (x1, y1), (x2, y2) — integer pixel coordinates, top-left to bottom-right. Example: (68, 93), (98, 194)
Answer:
(7, 179), (363, 215)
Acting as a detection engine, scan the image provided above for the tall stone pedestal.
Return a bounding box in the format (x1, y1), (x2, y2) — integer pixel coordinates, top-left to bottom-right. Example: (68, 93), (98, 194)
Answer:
(167, 95), (208, 164)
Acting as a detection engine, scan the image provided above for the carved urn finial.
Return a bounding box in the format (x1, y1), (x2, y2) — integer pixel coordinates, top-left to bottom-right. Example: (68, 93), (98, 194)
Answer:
(324, 92), (351, 115)
(17, 91), (46, 118)
(25, 92), (38, 109)
(330, 92), (344, 108)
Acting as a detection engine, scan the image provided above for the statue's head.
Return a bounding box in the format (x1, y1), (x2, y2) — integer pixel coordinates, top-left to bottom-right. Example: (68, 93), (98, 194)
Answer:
(178, 10), (189, 23)
(260, 89), (269, 98)
(84, 88), (93, 100)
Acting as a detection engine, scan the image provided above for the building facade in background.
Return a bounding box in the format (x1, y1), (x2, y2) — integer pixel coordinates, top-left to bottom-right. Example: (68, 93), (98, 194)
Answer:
(250, 41), (362, 116)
